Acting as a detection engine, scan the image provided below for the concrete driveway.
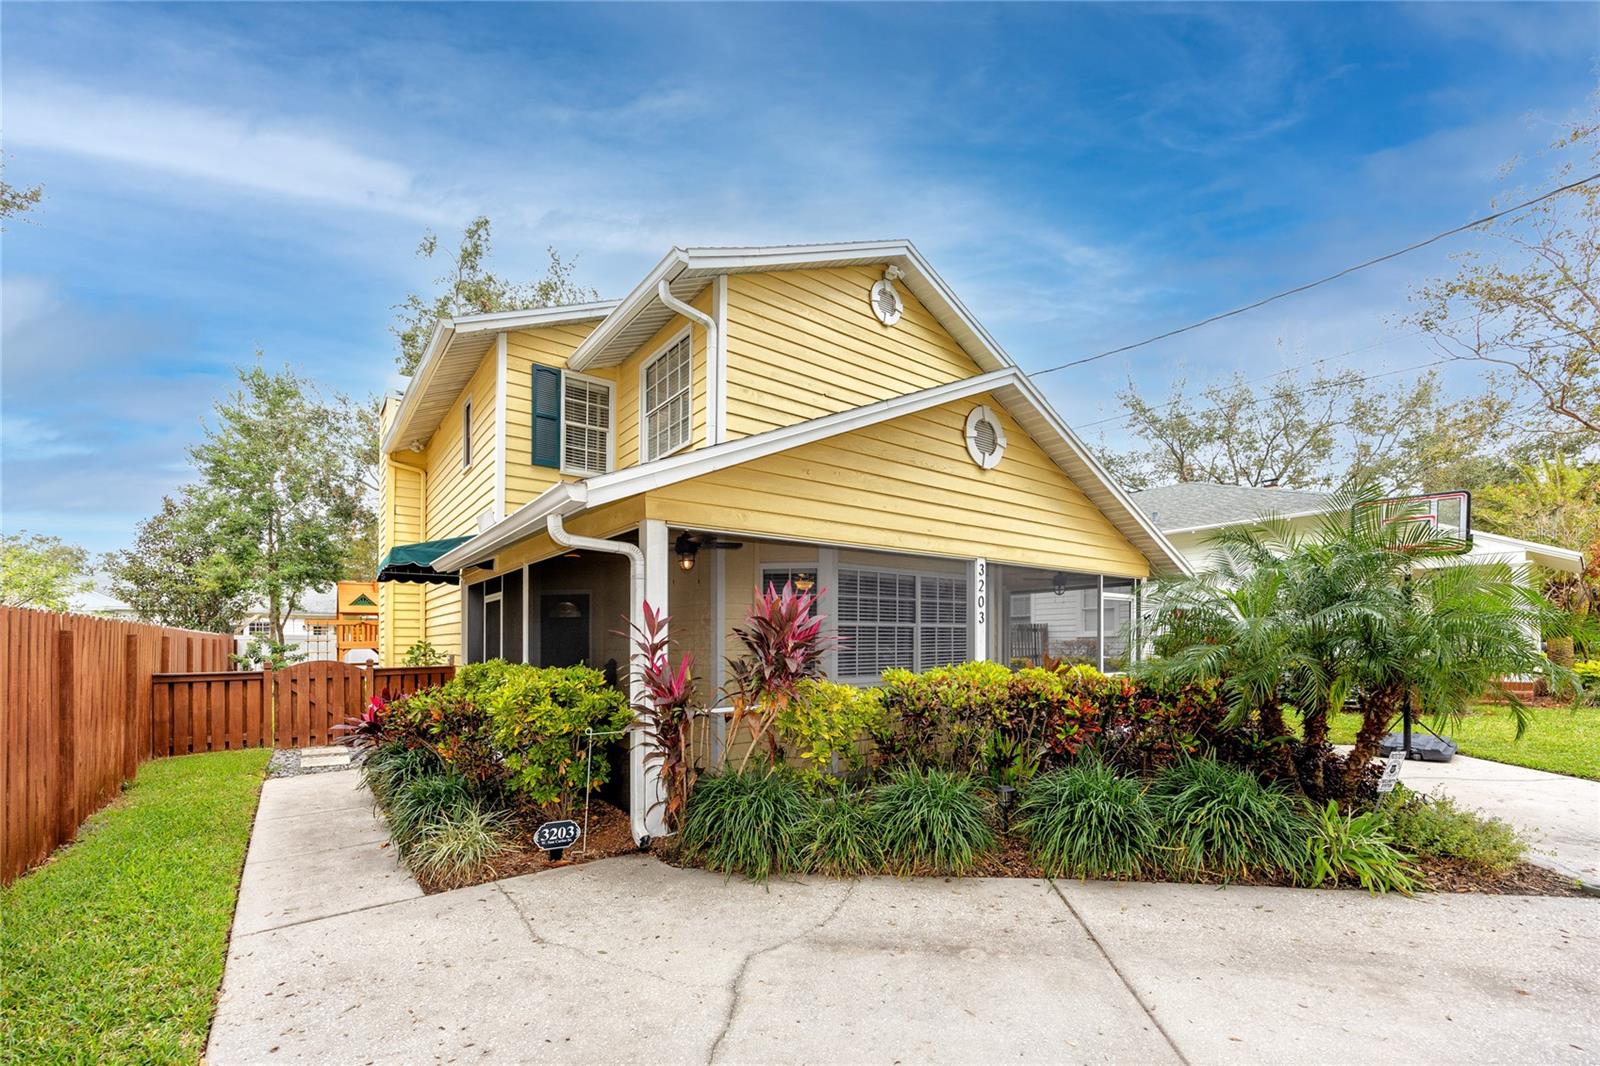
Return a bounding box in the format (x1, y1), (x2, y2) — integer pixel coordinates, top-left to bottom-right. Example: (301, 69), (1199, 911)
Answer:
(209, 772), (1599, 1065)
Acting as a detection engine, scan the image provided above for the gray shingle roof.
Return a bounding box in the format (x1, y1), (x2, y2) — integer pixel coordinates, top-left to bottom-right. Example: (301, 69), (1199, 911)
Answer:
(1131, 483), (1331, 533)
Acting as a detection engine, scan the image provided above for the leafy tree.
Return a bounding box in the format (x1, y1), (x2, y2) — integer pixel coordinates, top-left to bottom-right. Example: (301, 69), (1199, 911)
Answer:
(101, 492), (251, 632)
(0, 151), (42, 228)
(231, 636), (309, 671)
(336, 393), (383, 579)
(0, 532), (91, 611)
(392, 217), (599, 374)
(188, 362), (363, 644)
(1410, 102), (1600, 448)
(1473, 453), (1600, 549)
(1103, 366), (1496, 493)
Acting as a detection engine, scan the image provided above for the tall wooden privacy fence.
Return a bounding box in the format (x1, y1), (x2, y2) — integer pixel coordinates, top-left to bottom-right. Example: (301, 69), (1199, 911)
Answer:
(3, 604), (456, 884)
(2, 606), (233, 885)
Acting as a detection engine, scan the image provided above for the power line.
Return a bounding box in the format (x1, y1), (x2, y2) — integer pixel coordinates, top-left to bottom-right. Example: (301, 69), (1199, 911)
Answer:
(1030, 171), (1600, 379)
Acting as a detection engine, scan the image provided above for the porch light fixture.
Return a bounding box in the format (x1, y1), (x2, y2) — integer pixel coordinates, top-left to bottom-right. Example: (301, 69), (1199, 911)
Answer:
(1052, 572), (1069, 597)
(674, 532), (699, 572)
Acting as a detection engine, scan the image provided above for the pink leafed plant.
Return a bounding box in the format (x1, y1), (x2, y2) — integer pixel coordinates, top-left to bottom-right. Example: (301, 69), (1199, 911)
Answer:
(629, 601), (699, 830)
(724, 580), (835, 770)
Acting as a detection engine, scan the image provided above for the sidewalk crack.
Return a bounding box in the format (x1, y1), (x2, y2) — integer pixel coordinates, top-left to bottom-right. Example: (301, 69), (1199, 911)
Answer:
(707, 880), (857, 1065)
(1049, 879), (1191, 1066)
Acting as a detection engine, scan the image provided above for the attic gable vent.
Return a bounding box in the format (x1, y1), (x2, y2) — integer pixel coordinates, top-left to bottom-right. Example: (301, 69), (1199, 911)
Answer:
(870, 266), (905, 326)
(964, 404), (1007, 470)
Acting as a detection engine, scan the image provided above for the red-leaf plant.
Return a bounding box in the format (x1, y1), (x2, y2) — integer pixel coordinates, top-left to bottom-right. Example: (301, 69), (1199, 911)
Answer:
(723, 581), (835, 771)
(629, 601), (699, 831)
(333, 690), (390, 750)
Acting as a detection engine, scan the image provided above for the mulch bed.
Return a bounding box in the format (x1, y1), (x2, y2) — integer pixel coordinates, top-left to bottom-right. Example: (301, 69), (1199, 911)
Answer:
(412, 798), (642, 895)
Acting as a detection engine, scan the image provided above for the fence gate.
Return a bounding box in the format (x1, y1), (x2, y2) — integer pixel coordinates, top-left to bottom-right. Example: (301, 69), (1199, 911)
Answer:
(273, 661), (367, 748)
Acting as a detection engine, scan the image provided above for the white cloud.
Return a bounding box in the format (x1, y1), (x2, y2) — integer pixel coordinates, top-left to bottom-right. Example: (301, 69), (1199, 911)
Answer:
(5, 79), (450, 222)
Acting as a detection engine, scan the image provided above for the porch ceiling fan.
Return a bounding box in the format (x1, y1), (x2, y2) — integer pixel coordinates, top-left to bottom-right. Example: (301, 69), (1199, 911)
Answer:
(674, 532), (743, 573)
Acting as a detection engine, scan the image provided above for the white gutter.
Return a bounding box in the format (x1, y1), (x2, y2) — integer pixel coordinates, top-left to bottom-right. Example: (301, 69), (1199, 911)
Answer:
(544, 512), (662, 845)
(655, 279), (721, 444)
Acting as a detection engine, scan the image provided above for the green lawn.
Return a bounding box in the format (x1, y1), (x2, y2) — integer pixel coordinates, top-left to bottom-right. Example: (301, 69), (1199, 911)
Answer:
(1326, 704), (1600, 781)
(1, 748), (271, 1064)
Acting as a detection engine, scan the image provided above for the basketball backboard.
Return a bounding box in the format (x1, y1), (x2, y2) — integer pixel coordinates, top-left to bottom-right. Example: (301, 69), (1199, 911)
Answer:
(1361, 491), (1472, 553)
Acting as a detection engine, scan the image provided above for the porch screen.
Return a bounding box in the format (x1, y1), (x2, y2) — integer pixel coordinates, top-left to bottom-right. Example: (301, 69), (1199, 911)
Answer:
(836, 567), (968, 681)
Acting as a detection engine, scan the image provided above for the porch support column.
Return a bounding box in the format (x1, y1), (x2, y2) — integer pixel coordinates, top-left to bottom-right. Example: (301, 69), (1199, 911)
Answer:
(968, 557), (988, 662)
(635, 519), (670, 841)
(1096, 574), (1106, 672)
(710, 548), (727, 763)
(818, 547), (839, 678)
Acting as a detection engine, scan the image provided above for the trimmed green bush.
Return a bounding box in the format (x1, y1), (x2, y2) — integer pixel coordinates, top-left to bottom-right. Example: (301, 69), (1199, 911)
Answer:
(1385, 787), (1527, 873)
(1303, 800), (1417, 894)
(385, 773), (472, 855)
(1017, 762), (1160, 878)
(1154, 756), (1307, 879)
(679, 768), (813, 881)
(361, 741), (444, 806)
(871, 767), (994, 875)
(801, 791), (884, 876)
(775, 679), (886, 786)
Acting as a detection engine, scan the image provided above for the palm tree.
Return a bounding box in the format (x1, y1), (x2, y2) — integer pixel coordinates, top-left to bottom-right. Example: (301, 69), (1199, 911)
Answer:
(1145, 491), (1563, 797)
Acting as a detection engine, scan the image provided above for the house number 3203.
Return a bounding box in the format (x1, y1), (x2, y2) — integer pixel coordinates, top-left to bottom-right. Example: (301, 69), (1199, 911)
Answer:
(974, 560), (986, 625)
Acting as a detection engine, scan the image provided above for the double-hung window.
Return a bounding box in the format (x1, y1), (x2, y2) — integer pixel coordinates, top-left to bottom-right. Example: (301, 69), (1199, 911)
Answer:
(532, 366), (613, 475)
(641, 334), (692, 461)
(836, 567), (969, 681)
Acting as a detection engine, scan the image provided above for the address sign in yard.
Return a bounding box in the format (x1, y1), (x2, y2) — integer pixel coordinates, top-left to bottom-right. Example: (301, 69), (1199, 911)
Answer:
(534, 820), (581, 852)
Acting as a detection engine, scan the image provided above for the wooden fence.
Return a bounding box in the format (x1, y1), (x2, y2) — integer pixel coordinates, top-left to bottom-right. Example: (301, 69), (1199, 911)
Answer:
(3, 603), (458, 885)
(1, 607), (234, 885)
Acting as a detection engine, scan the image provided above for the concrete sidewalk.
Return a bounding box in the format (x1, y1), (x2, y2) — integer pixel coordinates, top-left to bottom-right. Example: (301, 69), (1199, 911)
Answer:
(1396, 754), (1600, 886)
(208, 771), (1599, 1065)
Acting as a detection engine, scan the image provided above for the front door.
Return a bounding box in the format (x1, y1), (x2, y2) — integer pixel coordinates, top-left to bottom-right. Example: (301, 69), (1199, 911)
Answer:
(540, 594), (590, 667)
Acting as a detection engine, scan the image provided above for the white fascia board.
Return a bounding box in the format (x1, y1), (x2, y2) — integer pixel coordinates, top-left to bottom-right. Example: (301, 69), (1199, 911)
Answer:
(566, 249), (690, 372)
(1005, 372), (1193, 576)
(451, 301), (619, 334)
(433, 482), (589, 572)
(1470, 530), (1584, 572)
(381, 318), (455, 454)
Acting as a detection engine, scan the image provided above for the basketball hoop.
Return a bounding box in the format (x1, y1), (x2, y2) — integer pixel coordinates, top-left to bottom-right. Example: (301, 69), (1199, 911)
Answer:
(1355, 490), (1473, 555)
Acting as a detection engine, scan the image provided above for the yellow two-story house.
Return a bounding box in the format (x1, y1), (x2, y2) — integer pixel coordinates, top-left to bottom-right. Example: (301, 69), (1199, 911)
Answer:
(377, 240), (1189, 839)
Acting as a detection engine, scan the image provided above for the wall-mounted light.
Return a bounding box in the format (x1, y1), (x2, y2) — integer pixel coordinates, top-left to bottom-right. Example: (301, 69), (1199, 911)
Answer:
(1052, 572), (1069, 597)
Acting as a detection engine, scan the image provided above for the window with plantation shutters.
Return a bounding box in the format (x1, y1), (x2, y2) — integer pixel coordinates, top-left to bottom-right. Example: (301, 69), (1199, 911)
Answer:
(642, 334), (692, 461)
(561, 373), (612, 475)
(836, 567), (969, 681)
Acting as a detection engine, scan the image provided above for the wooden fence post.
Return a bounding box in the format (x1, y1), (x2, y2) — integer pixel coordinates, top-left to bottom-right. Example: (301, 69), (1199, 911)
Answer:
(55, 627), (77, 846)
(123, 633), (140, 781)
(264, 666), (276, 749)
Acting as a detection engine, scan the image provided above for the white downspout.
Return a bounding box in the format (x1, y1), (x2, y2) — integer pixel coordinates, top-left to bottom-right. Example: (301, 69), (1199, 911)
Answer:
(657, 279), (720, 444)
(545, 512), (663, 844)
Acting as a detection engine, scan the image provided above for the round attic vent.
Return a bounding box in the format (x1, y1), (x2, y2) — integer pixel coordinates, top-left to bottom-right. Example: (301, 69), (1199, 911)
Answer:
(964, 405), (1007, 470)
(870, 279), (904, 326)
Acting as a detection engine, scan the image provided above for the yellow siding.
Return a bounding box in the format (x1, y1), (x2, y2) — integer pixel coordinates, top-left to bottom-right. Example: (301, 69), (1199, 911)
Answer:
(723, 266), (983, 439)
(378, 455), (426, 662)
(503, 321), (603, 511)
(423, 356), (498, 540)
(646, 392), (1151, 577)
(424, 583), (462, 662)
(613, 287), (712, 467)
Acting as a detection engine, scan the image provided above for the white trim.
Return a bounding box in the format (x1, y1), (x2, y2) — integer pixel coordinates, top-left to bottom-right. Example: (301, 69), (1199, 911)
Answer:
(969, 557), (988, 661)
(557, 369), (616, 477)
(964, 404), (1007, 469)
(567, 250), (691, 373)
(522, 563), (532, 665)
(494, 333), (507, 516)
(434, 367), (1193, 577)
(818, 547), (839, 679)
(713, 274), (729, 445)
(637, 519), (670, 841)
(382, 301), (617, 456)
(638, 327), (694, 464)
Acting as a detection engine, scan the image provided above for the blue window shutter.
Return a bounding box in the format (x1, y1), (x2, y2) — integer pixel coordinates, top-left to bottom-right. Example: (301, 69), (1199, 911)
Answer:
(533, 366), (561, 468)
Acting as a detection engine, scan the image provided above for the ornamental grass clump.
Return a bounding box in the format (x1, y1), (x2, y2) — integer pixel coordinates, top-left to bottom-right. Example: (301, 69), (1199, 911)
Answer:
(871, 766), (994, 875)
(1017, 761), (1160, 879)
(1303, 800), (1418, 895)
(801, 790), (884, 877)
(1154, 756), (1307, 880)
(361, 741), (444, 807)
(678, 768), (813, 882)
(408, 802), (515, 889)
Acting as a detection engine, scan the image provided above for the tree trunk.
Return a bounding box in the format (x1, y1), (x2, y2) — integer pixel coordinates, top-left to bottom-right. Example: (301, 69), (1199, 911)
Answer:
(1547, 634), (1576, 668)
(1298, 702), (1331, 797)
(1345, 686), (1400, 791)
(1255, 700), (1299, 785)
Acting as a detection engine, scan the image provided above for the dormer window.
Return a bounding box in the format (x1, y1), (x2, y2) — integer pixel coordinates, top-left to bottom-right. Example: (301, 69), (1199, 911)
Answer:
(642, 333), (692, 462)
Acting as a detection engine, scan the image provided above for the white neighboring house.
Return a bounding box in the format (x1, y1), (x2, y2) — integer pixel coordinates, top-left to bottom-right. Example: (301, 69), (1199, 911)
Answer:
(1130, 483), (1584, 580)
(235, 589), (343, 663)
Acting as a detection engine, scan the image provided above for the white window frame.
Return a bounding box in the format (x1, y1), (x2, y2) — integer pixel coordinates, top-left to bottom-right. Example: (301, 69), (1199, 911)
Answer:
(461, 397), (474, 469)
(639, 328), (694, 463)
(760, 563), (820, 598)
(559, 370), (615, 477)
(246, 620), (272, 637)
(835, 563), (970, 684)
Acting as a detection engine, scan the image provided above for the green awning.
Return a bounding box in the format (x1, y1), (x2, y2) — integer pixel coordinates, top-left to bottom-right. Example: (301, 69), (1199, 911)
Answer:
(377, 537), (473, 585)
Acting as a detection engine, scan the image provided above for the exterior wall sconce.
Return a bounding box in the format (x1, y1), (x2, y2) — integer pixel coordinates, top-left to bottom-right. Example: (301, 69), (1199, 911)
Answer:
(674, 532), (698, 572)
(1052, 572), (1069, 596)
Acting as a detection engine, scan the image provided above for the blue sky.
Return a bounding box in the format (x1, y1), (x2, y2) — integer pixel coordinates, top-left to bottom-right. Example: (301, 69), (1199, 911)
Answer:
(3, 2), (1597, 556)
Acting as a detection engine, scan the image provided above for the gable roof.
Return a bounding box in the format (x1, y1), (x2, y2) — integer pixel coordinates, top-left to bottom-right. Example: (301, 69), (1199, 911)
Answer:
(565, 240), (1017, 373)
(434, 368), (1191, 577)
(382, 301), (619, 455)
(1131, 482), (1333, 534)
